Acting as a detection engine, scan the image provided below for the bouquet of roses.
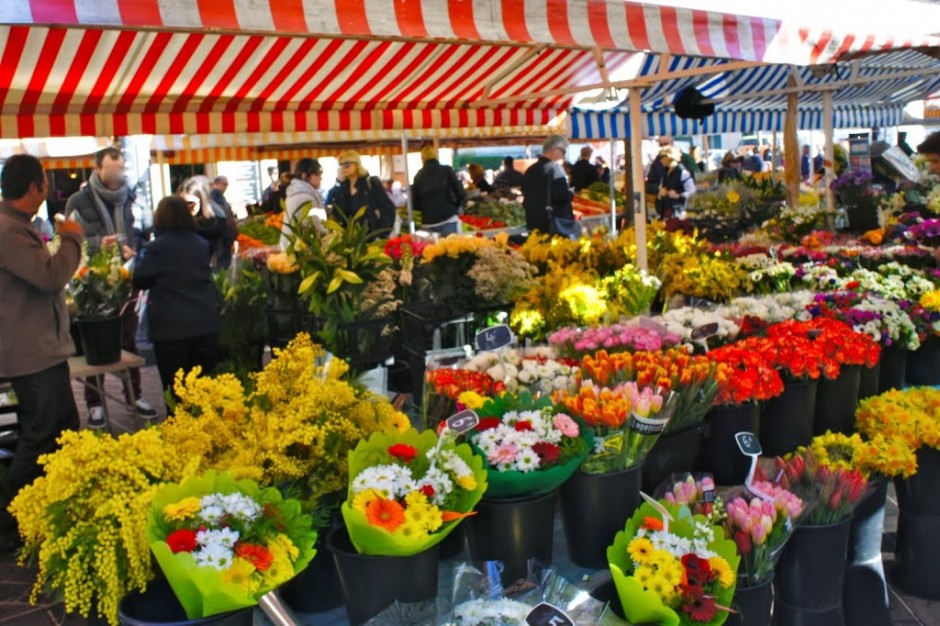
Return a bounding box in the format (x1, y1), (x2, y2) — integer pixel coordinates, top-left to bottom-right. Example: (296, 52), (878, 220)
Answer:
(341, 428), (488, 556)
(607, 500), (740, 625)
(147, 471), (318, 619)
(469, 392), (592, 498)
(549, 322), (680, 359)
(559, 380), (677, 474)
(461, 349), (579, 397)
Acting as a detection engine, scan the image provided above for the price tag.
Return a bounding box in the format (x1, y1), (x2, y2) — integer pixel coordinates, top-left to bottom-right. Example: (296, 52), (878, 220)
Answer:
(445, 409), (479, 435)
(526, 602), (575, 626)
(735, 432), (762, 457)
(475, 324), (513, 352)
(690, 323), (720, 341)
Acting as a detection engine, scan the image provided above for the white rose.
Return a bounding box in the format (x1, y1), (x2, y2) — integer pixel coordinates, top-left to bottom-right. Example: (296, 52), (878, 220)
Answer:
(517, 370), (533, 384)
(486, 364), (506, 381)
(553, 376), (571, 391)
(503, 351), (521, 366)
(505, 364), (519, 379)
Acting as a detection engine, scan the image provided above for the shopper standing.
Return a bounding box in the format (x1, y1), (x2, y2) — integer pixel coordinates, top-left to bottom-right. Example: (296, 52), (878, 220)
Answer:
(209, 176), (237, 269)
(66, 147), (157, 426)
(523, 135), (574, 233)
(412, 146), (466, 236)
(280, 158), (326, 248)
(570, 146), (599, 191)
(326, 150), (397, 239)
(0, 155), (83, 550)
(133, 196), (220, 396)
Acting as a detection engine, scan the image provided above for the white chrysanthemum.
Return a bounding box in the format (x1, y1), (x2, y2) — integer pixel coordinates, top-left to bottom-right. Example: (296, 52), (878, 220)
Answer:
(351, 464), (415, 498)
(193, 543), (234, 570)
(514, 448), (541, 473)
(219, 493), (262, 521)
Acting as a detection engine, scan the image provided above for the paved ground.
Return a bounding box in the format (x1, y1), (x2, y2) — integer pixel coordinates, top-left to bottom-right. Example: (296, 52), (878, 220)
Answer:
(0, 361), (938, 625)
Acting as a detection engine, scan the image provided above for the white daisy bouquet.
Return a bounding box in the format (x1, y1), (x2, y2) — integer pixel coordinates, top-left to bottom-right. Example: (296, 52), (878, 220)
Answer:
(469, 392), (593, 498)
(341, 428), (488, 556)
(147, 471), (318, 619)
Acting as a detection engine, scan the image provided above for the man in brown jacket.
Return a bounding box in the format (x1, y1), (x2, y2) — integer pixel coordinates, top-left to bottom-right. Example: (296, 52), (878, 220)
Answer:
(0, 154), (83, 550)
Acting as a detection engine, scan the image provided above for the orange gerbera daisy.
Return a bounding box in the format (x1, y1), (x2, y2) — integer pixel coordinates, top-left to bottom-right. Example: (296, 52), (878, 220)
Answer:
(235, 542), (274, 572)
(365, 497), (406, 532)
(642, 516), (664, 531)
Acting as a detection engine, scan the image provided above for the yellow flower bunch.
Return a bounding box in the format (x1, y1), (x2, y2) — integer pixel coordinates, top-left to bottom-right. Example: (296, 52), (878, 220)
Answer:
(266, 251), (300, 275)
(856, 387), (940, 476)
(510, 264), (610, 340)
(809, 431), (917, 478)
(921, 291), (940, 335)
(165, 333), (409, 510)
(10, 429), (196, 625)
(658, 251), (748, 303)
(421, 234), (494, 262)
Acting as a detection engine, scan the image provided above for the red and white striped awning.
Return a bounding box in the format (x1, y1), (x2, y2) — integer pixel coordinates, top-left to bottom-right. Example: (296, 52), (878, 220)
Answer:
(0, 1), (935, 139)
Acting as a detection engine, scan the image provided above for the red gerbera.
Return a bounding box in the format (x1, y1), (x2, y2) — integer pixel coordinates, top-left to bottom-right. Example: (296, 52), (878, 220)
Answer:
(388, 443), (418, 463)
(235, 543), (274, 571)
(166, 529), (197, 554)
(514, 420), (533, 432)
(681, 553), (714, 586)
(531, 442), (560, 466)
(682, 592), (718, 622)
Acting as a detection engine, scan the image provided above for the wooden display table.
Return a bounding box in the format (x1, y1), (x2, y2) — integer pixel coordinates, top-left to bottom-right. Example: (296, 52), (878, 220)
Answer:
(68, 351), (147, 433)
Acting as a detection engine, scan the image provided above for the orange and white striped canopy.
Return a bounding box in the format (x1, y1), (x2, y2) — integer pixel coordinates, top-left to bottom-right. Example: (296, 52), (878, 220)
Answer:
(0, 0), (935, 139)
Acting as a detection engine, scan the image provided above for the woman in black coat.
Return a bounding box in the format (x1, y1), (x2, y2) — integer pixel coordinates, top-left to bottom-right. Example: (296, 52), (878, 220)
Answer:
(325, 150), (397, 239)
(133, 196), (220, 396)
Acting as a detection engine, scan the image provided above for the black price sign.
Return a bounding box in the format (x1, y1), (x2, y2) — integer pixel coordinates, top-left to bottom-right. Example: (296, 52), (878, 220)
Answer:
(526, 602), (575, 626)
(690, 322), (720, 341)
(445, 409), (479, 435)
(475, 324), (513, 352)
(735, 432), (762, 457)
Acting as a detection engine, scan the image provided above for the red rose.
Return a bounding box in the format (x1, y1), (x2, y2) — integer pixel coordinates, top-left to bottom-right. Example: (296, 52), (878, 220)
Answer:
(532, 442), (560, 466)
(166, 529), (198, 554)
(421, 484), (436, 498)
(514, 421), (533, 432)
(388, 443), (418, 463)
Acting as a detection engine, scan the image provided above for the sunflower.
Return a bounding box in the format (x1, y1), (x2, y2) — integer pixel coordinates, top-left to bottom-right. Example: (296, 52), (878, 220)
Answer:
(365, 497), (406, 532)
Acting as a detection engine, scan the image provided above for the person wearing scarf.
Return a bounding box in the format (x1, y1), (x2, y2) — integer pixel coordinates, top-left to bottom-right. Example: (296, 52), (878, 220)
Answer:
(64, 147), (158, 426)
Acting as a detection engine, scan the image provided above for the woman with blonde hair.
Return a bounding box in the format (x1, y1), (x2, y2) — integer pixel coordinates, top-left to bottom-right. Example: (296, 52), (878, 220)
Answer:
(325, 150), (397, 238)
(178, 175), (227, 268)
(467, 163), (493, 194)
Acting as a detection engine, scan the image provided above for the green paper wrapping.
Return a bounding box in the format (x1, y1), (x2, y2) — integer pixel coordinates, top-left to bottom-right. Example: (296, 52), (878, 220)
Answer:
(474, 442), (592, 498)
(342, 428), (488, 557)
(606, 501), (741, 626)
(147, 471), (318, 619)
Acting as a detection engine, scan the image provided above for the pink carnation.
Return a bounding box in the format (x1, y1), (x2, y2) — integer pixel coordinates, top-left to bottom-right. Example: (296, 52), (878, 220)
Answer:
(552, 413), (580, 438)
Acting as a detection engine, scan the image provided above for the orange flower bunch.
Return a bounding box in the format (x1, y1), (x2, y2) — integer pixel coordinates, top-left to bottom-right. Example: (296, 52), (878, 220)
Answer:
(265, 212), (284, 230)
(558, 382), (638, 429)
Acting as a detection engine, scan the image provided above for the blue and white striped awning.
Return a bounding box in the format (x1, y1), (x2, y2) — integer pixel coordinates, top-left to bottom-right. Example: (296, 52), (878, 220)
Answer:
(569, 48), (940, 138)
(571, 105), (907, 138)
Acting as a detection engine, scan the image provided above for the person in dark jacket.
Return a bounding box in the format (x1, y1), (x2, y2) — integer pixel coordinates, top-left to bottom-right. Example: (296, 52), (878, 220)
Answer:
(413, 146), (466, 235)
(179, 176), (227, 269)
(209, 176), (237, 269)
(493, 156), (525, 189)
(326, 150), (397, 239)
(570, 146), (599, 191)
(66, 146), (157, 426)
(133, 196), (220, 396)
(467, 163), (493, 194)
(655, 146), (696, 219)
(523, 135), (574, 233)
(717, 152), (743, 184)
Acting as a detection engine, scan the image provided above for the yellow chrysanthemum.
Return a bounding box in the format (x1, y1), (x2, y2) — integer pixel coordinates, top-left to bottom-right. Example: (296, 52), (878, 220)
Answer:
(627, 537), (655, 564)
(221, 557), (259, 593)
(456, 475), (478, 491)
(709, 557), (735, 588)
(396, 520), (427, 540)
(162, 497), (201, 522)
(634, 564), (655, 586)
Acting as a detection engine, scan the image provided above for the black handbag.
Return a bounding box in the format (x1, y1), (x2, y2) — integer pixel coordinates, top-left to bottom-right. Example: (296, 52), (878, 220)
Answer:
(545, 168), (582, 239)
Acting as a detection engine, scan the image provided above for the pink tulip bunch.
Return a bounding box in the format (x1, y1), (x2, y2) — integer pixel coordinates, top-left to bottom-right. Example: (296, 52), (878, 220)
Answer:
(726, 497), (776, 550)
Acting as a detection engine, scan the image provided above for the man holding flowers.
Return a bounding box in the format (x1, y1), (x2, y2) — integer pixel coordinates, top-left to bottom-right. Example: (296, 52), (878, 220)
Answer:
(0, 155), (83, 551)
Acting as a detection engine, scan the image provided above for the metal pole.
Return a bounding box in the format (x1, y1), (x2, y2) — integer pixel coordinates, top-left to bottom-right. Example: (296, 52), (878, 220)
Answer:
(629, 89), (648, 270)
(259, 591), (300, 626)
(401, 133), (415, 234)
(609, 138), (617, 236)
(822, 90), (836, 215)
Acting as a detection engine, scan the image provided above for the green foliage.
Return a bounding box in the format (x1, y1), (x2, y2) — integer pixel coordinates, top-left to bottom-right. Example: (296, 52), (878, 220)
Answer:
(213, 262), (265, 380)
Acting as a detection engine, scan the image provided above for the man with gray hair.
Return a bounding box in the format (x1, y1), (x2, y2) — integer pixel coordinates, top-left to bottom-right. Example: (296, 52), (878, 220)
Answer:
(523, 135), (574, 233)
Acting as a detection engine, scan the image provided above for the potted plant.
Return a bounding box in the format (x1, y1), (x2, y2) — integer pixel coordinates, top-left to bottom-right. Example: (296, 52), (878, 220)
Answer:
(69, 242), (132, 365)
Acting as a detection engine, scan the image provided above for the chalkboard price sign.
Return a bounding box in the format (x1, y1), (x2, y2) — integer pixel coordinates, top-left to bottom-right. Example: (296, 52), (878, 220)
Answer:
(735, 432), (762, 457)
(526, 602), (575, 626)
(475, 325), (513, 352)
(445, 409), (480, 435)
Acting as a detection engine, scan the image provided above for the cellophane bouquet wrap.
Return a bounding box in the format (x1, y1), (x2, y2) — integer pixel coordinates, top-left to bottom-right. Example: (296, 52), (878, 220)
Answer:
(341, 428), (488, 556)
(468, 392), (593, 498)
(147, 471), (318, 619)
(607, 500), (741, 626)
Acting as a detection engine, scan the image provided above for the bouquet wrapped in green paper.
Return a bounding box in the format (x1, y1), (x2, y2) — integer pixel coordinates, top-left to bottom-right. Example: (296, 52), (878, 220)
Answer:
(341, 428), (488, 556)
(147, 471), (318, 619)
(469, 392), (593, 498)
(607, 500), (741, 626)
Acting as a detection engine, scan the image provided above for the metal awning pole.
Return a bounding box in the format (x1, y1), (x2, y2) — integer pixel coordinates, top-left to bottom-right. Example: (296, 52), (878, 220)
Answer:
(401, 133), (414, 233)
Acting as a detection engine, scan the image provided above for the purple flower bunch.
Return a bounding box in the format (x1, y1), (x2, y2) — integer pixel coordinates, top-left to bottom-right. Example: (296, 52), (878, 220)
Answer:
(906, 218), (940, 245)
(831, 169), (873, 193)
(549, 323), (680, 359)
